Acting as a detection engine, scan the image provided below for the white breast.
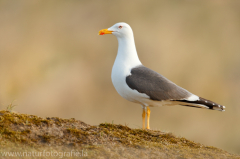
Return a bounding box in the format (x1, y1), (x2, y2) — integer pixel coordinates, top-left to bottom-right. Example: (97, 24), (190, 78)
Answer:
(111, 56), (150, 106)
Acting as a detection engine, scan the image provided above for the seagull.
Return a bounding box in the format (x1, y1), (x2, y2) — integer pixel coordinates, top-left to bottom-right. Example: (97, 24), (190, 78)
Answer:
(99, 22), (225, 129)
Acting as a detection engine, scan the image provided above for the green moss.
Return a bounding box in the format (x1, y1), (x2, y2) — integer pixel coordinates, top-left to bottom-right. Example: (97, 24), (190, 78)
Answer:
(0, 110), (239, 159)
(21, 129), (31, 135)
(67, 128), (86, 138)
(42, 134), (53, 143)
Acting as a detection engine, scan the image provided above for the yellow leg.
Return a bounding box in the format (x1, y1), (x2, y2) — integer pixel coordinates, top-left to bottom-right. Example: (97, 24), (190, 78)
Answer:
(146, 107), (151, 129)
(142, 108), (145, 129)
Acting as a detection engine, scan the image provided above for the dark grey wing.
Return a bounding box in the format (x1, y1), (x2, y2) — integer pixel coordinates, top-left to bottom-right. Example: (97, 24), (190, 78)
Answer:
(126, 65), (192, 101)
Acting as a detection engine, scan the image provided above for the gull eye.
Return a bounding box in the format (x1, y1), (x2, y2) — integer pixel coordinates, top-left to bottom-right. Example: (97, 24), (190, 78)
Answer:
(118, 25), (122, 29)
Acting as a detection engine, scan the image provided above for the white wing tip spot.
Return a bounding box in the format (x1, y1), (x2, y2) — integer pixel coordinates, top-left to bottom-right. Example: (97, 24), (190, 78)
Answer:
(187, 95), (199, 101)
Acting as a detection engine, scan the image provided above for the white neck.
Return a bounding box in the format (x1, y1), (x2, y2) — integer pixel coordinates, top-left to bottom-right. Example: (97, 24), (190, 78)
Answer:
(114, 35), (142, 69)
(111, 30), (142, 96)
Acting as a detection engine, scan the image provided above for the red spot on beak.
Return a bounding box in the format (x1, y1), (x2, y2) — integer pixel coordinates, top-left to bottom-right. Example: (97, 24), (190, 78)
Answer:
(99, 31), (105, 35)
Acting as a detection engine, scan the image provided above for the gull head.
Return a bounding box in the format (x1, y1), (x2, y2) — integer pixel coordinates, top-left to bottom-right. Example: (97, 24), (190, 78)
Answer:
(99, 22), (133, 39)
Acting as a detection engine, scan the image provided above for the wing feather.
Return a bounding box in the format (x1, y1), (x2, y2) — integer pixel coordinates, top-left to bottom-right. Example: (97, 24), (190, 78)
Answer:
(126, 65), (192, 101)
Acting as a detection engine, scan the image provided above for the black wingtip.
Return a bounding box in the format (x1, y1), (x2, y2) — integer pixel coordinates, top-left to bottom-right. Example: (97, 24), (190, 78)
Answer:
(175, 97), (225, 111)
(199, 97), (225, 111)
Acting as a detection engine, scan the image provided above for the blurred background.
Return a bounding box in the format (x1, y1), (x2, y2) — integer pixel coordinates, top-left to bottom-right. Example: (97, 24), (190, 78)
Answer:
(0, 0), (240, 154)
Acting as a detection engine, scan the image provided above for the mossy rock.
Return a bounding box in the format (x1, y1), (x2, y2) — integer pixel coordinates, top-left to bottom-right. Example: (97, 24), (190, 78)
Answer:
(0, 110), (238, 159)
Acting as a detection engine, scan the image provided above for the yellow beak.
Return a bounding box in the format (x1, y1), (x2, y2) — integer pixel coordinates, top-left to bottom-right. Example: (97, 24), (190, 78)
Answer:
(98, 29), (113, 35)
